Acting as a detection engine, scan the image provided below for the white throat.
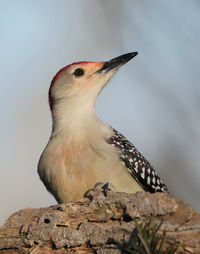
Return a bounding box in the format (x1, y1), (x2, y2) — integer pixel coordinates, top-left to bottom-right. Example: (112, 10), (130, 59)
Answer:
(50, 85), (106, 141)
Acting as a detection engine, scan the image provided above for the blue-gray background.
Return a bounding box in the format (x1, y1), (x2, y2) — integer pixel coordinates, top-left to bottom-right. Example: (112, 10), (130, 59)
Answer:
(1, 0), (200, 225)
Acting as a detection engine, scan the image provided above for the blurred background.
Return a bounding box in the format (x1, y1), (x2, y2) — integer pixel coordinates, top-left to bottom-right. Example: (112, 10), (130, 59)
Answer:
(0, 0), (200, 225)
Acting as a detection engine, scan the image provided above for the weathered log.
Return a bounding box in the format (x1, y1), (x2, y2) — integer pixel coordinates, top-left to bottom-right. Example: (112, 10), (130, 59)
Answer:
(0, 190), (199, 253)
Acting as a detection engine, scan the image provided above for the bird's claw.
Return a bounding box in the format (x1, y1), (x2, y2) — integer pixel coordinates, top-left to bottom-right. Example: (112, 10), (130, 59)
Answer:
(93, 181), (114, 196)
(93, 182), (105, 191)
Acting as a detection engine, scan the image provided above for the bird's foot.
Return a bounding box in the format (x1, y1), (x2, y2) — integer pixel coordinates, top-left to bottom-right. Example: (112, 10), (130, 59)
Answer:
(93, 181), (114, 196)
(84, 182), (115, 200)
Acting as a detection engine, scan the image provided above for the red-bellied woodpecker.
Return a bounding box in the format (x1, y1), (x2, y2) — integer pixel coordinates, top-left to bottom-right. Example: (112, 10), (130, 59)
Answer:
(38, 52), (168, 203)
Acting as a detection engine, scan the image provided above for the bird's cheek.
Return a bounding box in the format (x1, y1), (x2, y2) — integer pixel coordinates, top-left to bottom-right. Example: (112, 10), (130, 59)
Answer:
(76, 76), (95, 89)
(78, 79), (91, 89)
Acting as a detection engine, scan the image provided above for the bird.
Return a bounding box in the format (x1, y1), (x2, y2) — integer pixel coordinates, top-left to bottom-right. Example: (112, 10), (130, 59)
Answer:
(38, 52), (168, 203)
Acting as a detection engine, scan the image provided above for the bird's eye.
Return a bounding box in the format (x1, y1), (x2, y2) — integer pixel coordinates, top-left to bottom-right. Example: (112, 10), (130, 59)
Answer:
(74, 68), (85, 77)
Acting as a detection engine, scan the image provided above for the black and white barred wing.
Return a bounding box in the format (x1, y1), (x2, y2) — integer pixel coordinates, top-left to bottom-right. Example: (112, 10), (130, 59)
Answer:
(107, 128), (169, 193)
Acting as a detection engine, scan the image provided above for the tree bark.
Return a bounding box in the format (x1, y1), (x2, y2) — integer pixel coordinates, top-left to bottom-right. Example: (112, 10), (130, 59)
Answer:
(0, 190), (199, 253)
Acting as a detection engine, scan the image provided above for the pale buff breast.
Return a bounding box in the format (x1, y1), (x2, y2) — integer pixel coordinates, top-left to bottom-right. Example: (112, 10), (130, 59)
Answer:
(38, 135), (143, 203)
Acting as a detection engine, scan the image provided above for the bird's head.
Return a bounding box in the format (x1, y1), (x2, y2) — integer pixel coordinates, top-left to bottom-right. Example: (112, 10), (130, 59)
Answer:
(49, 52), (138, 112)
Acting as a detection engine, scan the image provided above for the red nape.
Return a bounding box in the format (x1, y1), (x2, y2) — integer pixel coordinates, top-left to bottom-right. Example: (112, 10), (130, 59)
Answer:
(48, 61), (92, 111)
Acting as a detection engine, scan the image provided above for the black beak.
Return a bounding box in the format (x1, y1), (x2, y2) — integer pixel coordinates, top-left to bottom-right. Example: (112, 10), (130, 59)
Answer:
(97, 52), (138, 73)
